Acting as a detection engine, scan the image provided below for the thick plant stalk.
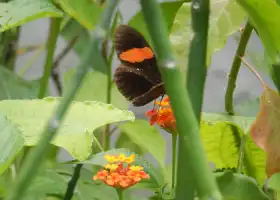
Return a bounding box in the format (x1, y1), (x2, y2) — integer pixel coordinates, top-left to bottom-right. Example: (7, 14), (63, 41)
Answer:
(225, 22), (253, 115)
(63, 164), (83, 200)
(5, 1), (119, 200)
(139, 0), (221, 199)
(38, 18), (62, 98)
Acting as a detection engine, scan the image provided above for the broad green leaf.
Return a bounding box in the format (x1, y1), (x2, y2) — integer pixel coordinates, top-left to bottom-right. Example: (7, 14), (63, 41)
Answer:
(0, 67), (40, 100)
(201, 113), (266, 185)
(236, 0), (280, 63)
(215, 171), (270, 200)
(268, 173), (280, 200)
(250, 87), (280, 177)
(116, 132), (146, 155)
(0, 113), (24, 175)
(57, 0), (104, 29)
(63, 68), (128, 109)
(128, 1), (187, 46)
(170, 0), (245, 72)
(0, 98), (135, 160)
(81, 148), (164, 189)
(118, 120), (166, 170)
(0, 0), (63, 32)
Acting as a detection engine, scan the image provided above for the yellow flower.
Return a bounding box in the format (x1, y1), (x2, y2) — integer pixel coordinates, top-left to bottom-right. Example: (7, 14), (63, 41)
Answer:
(104, 164), (118, 171)
(129, 165), (143, 172)
(104, 154), (119, 163)
(125, 154), (135, 164)
(118, 153), (126, 162)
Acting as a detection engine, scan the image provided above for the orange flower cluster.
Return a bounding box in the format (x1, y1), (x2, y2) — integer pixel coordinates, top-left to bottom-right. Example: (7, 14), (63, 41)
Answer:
(145, 96), (176, 133)
(93, 153), (150, 189)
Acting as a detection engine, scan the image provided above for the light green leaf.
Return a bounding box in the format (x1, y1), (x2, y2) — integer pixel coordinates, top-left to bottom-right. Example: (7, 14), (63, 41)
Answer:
(201, 113), (266, 185)
(0, 113), (24, 175)
(128, 1), (188, 46)
(268, 173), (280, 200)
(236, 0), (280, 63)
(0, 0), (63, 32)
(118, 120), (166, 170)
(215, 171), (270, 200)
(116, 132), (146, 155)
(57, 0), (104, 29)
(0, 98), (135, 160)
(170, 0), (245, 72)
(63, 68), (128, 109)
(0, 66), (40, 100)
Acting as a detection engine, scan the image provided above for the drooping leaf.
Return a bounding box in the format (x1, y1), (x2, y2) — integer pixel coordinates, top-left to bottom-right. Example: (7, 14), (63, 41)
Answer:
(0, 113), (24, 175)
(235, 0), (280, 63)
(201, 113), (266, 185)
(0, 0), (63, 32)
(0, 98), (135, 160)
(250, 86), (280, 177)
(170, 0), (245, 72)
(215, 171), (270, 200)
(128, 1), (188, 46)
(118, 120), (166, 170)
(0, 66), (40, 100)
(57, 0), (104, 29)
(63, 68), (128, 109)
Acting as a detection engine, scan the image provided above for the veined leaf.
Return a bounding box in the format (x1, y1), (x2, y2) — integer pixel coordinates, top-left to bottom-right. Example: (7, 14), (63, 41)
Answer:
(250, 87), (280, 177)
(57, 0), (104, 29)
(201, 113), (266, 185)
(170, 0), (245, 72)
(0, 98), (134, 160)
(0, 0), (63, 32)
(63, 69), (128, 110)
(0, 113), (24, 175)
(235, 0), (280, 63)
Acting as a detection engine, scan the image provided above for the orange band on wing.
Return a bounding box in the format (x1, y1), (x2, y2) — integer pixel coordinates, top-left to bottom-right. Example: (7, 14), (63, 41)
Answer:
(119, 47), (154, 63)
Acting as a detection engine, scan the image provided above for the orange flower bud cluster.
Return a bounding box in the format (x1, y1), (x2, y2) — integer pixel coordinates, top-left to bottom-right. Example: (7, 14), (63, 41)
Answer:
(93, 153), (150, 189)
(146, 96), (176, 133)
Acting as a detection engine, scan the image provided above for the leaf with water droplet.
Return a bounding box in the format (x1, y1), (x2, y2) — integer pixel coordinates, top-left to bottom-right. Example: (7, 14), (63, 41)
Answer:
(250, 86), (280, 177)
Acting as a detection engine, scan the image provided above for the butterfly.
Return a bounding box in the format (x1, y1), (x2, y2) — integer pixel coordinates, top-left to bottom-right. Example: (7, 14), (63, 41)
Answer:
(113, 25), (165, 106)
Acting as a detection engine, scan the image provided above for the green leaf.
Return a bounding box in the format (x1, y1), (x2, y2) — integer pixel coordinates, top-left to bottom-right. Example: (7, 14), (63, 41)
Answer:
(0, 0), (63, 32)
(0, 67), (40, 100)
(116, 132), (146, 156)
(0, 98), (135, 160)
(60, 19), (91, 58)
(200, 113), (266, 185)
(235, 0), (280, 63)
(118, 120), (166, 170)
(268, 173), (280, 200)
(128, 1), (187, 46)
(215, 171), (270, 200)
(0, 113), (24, 175)
(57, 0), (104, 29)
(170, 0), (245, 72)
(63, 68), (129, 109)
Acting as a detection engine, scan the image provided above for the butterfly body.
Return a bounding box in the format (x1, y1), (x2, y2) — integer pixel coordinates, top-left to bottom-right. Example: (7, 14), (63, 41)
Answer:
(113, 25), (165, 106)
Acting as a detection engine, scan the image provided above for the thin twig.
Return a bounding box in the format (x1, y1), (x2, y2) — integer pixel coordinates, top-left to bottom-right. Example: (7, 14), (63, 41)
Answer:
(240, 56), (266, 87)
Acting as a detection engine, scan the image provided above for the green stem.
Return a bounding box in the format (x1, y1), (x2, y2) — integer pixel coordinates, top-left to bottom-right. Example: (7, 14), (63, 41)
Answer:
(237, 134), (247, 174)
(139, 0), (221, 199)
(5, 1), (119, 200)
(116, 188), (123, 200)
(63, 164), (83, 200)
(171, 134), (177, 190)
(38, 18), (62, 98)
(225, 21), (253, 115)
